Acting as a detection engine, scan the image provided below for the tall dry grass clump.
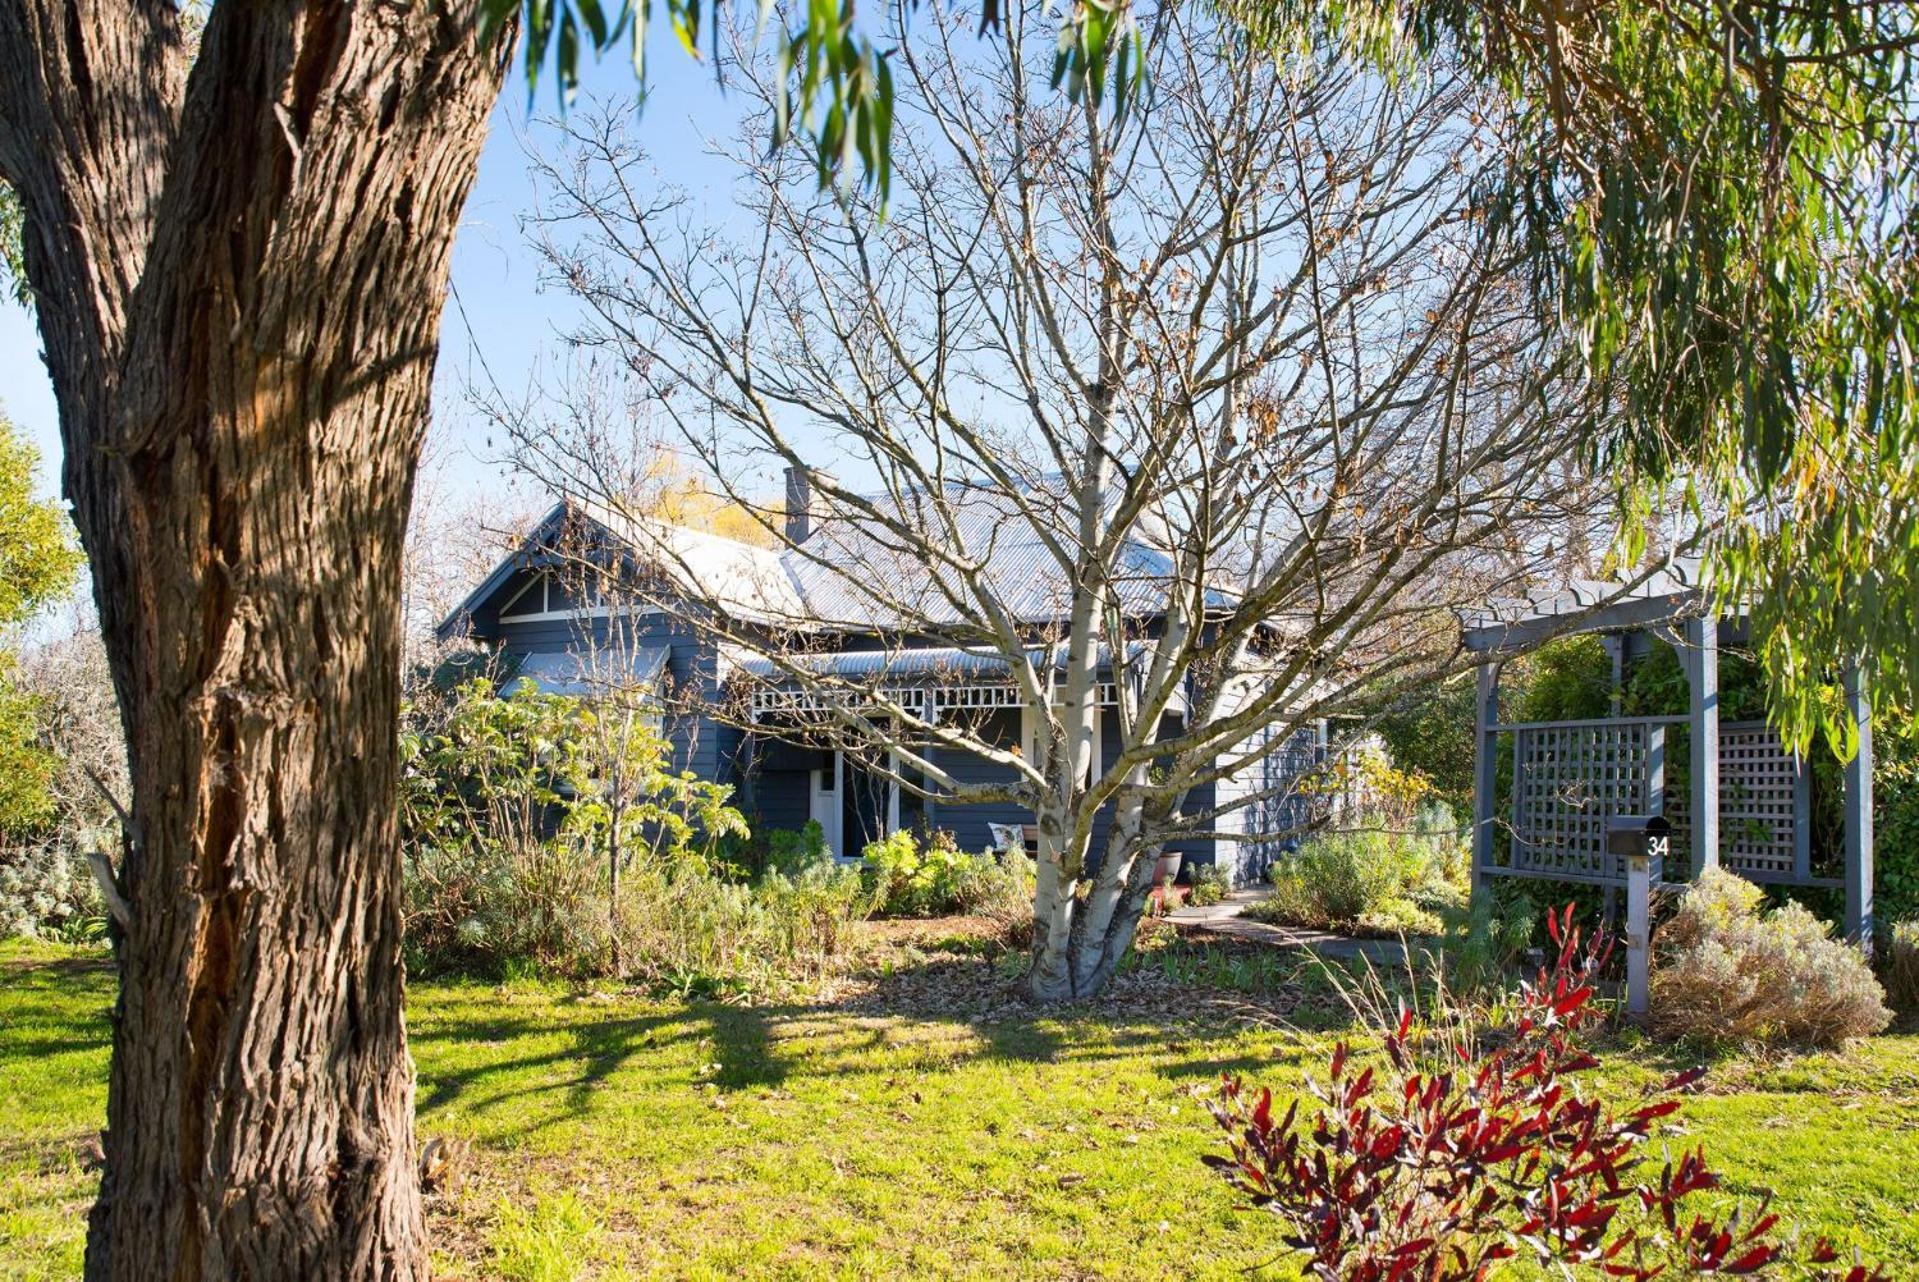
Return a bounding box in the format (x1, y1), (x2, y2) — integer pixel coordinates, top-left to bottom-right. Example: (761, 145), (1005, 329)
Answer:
(1880, 920), (1919, 1013)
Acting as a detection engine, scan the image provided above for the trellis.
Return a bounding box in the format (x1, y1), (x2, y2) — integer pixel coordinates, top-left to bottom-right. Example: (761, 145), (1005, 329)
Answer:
(1239, 725), (1329, 882)
(1463, 580), (1874, 941)
(1718, 721), (1813, 882)
(1507, 717), (1675, 883)
(1502, 716), (1824, 889)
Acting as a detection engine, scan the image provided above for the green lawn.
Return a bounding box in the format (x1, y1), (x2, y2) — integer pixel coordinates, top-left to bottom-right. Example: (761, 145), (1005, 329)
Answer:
(4, 937), (1917, 1280)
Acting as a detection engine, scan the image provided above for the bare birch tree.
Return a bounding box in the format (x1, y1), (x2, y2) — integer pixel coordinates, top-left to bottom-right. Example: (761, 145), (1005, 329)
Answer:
(490, 1), (1632, 1000)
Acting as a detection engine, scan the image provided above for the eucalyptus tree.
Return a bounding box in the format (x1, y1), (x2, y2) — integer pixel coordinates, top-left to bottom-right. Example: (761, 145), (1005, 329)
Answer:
(0, 0), (1908, 1273)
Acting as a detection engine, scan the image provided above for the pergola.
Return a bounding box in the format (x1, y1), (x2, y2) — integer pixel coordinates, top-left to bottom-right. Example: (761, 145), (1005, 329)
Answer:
(1460, 566), (1876, 942)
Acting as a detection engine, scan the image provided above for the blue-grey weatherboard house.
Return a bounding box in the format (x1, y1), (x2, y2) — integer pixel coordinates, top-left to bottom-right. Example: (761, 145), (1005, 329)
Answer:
(436, 473), (1326, 885)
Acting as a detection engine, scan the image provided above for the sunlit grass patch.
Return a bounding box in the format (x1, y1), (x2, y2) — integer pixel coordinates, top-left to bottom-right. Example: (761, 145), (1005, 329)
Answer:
(3, 936), (1917, 1278)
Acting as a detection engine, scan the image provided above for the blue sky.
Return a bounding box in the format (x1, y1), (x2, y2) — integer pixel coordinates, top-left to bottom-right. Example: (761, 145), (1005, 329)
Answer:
(0, 36), (772, 506)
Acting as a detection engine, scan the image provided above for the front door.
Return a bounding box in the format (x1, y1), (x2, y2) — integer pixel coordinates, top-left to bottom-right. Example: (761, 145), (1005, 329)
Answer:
(809, 754), (842, 856)
(840, 757), (891, 857)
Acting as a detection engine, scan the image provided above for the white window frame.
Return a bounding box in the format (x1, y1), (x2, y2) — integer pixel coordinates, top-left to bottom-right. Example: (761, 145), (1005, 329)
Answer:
(498, 572), (548, 618)
(499, 571), (657, 625)
(809, 752), (843, 857)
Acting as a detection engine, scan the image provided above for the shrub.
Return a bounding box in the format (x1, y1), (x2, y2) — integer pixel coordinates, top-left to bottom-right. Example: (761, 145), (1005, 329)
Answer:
(1207, 907), (1889, 1282)
(1882, 921), (1919, 1012)
(1260, 828), (1402, 927)
(764, 821), (833, 879)
(1651, 868), (1890, 1048)
(0, 839), (105, 942)
(398, 678), (868, 994)
(861, 827), (1026, 918)
(1311, 745), (1437, 829)
(1870, 737), (1919, 928)
(399, 678), (624, 974)
(1371, 678), (1478, 817)
(1437, 884), (1538, 997)
(1410, 799), (1463, 857)
(1187, 862), (1232, 907)
(1250, 819), (1463, 936)
(611, 857), (877, 998)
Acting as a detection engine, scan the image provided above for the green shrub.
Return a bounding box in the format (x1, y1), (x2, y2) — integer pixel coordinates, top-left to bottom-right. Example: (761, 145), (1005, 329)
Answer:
(1651, 868), (1891, 1047)
(1250, 818), (1464, 936)
(611, 857), (877, 998)
(398, 678), (871, 993)
(764, 821), (833, 879)
(1262, 830), (1401, 927)
(1872, 736), (1919, 928)
(1880, 920), (1919, 1013)
(1187, 862), (1232, 907)
(861, 827), (1028, 918)
(1438, 886), (1538, 996)
(1370, 679), (1477, 817)
(1517, 635), (1616, 722)
(399, 677), (634, 974)
(0, 840), (104, 942)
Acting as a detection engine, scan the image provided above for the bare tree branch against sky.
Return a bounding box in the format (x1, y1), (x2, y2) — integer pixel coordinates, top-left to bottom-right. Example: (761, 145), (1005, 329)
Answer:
(480, 1), (1677, 1000)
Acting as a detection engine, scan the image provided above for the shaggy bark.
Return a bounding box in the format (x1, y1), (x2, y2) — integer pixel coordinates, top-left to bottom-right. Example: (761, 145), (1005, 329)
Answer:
(0, 1), (506, 1276)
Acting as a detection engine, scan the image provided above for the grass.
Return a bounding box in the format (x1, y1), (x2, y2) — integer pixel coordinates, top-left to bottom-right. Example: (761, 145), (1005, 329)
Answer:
(4, 935), (1918, 1279)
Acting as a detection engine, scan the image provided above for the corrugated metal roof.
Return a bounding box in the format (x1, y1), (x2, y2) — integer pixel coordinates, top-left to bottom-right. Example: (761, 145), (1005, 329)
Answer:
(780, 480), (1237, 628)
(445, 480), (1244, 638)
(509, 645), (670, 697)
(574, 497), (805, 620)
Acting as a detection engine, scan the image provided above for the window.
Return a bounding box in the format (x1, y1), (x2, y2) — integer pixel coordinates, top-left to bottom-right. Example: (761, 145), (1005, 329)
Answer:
(499, 572), (548, 618)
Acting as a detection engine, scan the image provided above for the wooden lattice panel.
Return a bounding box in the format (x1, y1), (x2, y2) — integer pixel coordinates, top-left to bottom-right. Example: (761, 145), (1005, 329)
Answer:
(1717, 720), (1800, 879)
(1494, 713), (1817, 888)
(1511, 722), (1662, 881)
(1242, 726), (1326, 880)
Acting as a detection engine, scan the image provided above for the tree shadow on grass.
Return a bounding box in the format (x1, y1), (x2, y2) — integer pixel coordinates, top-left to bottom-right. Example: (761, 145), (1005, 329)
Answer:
(0, 951), (115, 982)
(405, 943), (1342, 1145)
(412, 1003), (693, 1120)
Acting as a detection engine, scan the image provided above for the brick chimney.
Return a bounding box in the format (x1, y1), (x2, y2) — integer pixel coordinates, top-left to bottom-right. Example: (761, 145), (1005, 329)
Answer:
(784, 466), (817, 544)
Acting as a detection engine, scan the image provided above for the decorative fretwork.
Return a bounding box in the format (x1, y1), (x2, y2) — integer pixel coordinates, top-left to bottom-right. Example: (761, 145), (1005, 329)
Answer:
(749, 679), (1116, 719)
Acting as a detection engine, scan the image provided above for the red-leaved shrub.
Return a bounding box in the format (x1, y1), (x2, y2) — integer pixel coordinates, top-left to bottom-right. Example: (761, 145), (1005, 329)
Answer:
(1206, 907), (1885, 1281)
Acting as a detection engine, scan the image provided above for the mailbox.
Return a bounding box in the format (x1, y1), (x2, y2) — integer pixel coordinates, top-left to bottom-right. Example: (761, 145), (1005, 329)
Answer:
(1606, 815), (1672, 862)
(1609, 815), (1670, 1019)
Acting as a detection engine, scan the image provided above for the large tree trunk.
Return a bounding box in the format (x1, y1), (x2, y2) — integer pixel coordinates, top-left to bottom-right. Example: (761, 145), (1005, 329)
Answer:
(0, 1), (506, 1276)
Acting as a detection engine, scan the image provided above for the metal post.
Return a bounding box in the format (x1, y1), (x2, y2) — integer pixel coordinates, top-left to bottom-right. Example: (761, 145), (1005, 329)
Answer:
(1686, 611), (1720, 875)
(1843, 661), (1875, 949)
(1626, 850), (1651, 1017)
(1471, 662), (1499, 896)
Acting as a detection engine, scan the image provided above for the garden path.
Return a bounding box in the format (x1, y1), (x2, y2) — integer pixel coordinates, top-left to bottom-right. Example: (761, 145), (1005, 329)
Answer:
(1168, 888), (1410, 965)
